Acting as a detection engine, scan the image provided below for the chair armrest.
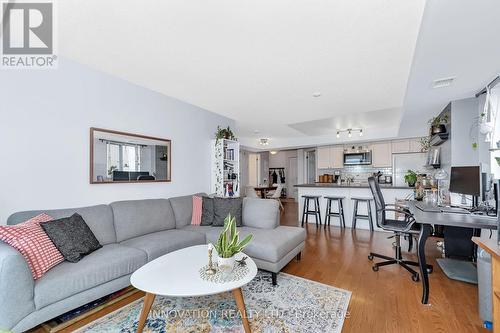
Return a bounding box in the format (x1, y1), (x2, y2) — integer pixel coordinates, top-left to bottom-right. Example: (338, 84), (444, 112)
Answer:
(380, 208), (416, 232)
(0, 242), (35, 331)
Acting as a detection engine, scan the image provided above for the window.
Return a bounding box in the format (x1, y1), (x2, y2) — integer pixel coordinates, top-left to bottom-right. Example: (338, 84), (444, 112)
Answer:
(106, 142), (141, 176)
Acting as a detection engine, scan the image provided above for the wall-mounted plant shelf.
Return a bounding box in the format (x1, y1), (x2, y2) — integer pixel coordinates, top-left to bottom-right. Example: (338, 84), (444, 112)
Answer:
(429, 132), (449, 146)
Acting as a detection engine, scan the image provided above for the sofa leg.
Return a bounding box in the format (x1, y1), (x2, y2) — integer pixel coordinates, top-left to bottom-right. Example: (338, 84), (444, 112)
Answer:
(271, 272), (278, 286)
(296, 252), (302, 261)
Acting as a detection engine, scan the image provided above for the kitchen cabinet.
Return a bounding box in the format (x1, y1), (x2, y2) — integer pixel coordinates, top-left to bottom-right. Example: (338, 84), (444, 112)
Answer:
(317, 147), (331, 169)
(372, 142), (392, 167)
(392, 140), (410, 153)
(331, 146), (344, 168)
(317, 146), (344, 169)
(409, 138), (422, 152)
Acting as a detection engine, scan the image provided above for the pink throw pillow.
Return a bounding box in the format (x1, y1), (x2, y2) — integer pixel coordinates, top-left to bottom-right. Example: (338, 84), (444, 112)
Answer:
(191, 196), (203, 225)
(0, 213), (64, 279)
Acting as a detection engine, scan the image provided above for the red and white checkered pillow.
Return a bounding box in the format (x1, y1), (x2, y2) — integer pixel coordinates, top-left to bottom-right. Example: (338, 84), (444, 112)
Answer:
(191, 195), (203, 225)
(0, 213), (64, 279)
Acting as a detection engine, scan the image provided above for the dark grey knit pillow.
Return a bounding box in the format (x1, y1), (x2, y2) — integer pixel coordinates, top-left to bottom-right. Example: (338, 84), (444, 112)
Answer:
(212, 197), (243, 227)
(40, 213), (102, 263)
(200, 196), (215, 226)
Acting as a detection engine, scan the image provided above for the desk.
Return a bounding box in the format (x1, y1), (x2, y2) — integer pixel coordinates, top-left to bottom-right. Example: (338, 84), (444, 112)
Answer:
(407, 202), (497, 304)
(254, 186), (277, 199)
(473, 233), (500, 333)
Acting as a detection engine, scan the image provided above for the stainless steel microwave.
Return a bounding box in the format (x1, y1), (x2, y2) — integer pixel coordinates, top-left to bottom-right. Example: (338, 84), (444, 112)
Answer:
(343, 151), (372, 165)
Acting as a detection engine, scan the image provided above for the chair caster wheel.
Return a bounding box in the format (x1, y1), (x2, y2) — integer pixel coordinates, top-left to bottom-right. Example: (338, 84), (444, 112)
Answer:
(372, 265), (379, 272)
(427, 267), (433, 274)
(412, 274), (420, 282)
(368, 255), (374, 261)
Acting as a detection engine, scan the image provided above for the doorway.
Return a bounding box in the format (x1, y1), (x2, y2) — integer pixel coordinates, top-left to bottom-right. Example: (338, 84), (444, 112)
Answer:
(288, 157), (298, 201)
(306, 149), (316, 184)
(248, 153), (259, 187)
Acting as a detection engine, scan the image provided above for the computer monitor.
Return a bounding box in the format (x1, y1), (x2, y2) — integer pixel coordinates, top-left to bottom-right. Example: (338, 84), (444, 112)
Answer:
(449, 166), (481, 197)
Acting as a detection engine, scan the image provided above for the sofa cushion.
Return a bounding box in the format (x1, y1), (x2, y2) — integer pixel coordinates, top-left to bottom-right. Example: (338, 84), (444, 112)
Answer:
(0, 213), (64, 280)
(40, 213), (102, 263)
(242, 198), (279, 229)
(213, 197), (243, 226)
(182, 225), (220, 242)
(7, 205), (116, 245)
(170, 193), (205, 228)
(200, 197), (215, 226)
(34, 244), (147, 309)
(120, 230), (206, 261)
(110, 199), (175, 242)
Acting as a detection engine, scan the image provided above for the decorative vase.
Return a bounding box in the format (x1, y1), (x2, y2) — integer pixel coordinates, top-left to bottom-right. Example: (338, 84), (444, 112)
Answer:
(217, 256), (236, 272)
(407, 182), (415, 188)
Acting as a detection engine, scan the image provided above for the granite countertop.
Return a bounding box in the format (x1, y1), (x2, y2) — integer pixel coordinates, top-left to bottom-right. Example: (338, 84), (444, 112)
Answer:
(294, 183), (413, 190)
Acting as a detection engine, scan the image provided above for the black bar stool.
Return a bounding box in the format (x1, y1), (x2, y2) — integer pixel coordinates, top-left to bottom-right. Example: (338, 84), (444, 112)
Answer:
(301, 195), (322, 227)
(324, 196), (346, 228)
(351, 197), (374, 231)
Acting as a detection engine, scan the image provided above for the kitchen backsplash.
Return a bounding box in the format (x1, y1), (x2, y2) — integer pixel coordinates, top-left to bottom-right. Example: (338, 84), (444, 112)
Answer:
(319, 166), (393, 183)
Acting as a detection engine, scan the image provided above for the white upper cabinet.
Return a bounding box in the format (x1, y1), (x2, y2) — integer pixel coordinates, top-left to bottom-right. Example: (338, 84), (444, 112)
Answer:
(317, 145), (344, 169)
(392, 139), (410, 153)
(331, 146), (344, 168)
(372, 142), (392, 167)
(409, 138), (422, 152)
(317, 147), (331, 169)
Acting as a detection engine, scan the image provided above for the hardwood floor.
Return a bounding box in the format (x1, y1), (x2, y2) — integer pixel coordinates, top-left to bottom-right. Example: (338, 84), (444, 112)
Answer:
(281, 200), (487, 333)
(32, 199), (487, 332)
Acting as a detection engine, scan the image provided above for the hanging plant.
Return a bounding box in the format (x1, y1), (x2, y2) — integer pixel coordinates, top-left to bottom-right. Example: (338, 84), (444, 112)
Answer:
(428, 114), (449, 135)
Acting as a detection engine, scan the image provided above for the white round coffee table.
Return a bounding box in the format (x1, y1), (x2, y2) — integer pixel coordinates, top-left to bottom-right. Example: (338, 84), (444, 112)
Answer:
(130, 244), (257, 333)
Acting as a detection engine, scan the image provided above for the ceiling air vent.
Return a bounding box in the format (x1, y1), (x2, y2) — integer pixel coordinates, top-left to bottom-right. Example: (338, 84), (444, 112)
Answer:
(432, 77), (455, 89)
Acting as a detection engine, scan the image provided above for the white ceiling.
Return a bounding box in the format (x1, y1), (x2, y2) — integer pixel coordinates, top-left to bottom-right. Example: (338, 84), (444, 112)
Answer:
(57, 0), (426, 148)
(399, 0), (500, 137)
(56, 0), (500, 150)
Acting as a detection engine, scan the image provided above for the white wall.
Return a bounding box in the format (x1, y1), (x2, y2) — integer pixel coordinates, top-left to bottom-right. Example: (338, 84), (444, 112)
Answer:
(0, 58), (233, 224)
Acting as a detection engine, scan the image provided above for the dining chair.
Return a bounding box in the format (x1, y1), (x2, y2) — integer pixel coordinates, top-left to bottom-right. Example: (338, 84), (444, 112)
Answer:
(267, 184), (284, 210)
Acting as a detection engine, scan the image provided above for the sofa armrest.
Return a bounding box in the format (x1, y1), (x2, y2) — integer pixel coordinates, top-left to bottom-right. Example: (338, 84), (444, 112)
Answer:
(242, 198), (279, 229)
(0, 242), (35, 331)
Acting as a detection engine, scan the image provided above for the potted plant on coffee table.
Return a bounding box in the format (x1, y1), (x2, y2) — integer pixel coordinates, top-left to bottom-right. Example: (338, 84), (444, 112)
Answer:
(214, 214), (252, 271)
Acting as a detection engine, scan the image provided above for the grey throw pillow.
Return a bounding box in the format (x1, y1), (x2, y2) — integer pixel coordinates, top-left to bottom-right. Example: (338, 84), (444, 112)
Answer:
(212, 197), (243, 227)
(200, 196), (214, 226)
(40, 213), (102, 263)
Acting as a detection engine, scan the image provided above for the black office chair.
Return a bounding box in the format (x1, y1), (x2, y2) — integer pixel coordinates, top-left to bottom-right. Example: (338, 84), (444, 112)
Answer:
(367, 177), (431, 282)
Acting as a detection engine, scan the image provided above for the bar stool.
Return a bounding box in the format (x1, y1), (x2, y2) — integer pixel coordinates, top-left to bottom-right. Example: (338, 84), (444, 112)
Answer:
(324, 196), (346, 228)
(301, 195), (322, 227)
(351, 197), (374, 231)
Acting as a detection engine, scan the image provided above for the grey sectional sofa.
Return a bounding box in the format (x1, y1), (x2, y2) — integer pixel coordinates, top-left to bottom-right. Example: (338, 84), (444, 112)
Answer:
(0, 195), (305, 332)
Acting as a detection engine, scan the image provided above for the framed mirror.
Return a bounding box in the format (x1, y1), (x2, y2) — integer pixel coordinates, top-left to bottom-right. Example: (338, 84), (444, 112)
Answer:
(90, 128), (171, 184)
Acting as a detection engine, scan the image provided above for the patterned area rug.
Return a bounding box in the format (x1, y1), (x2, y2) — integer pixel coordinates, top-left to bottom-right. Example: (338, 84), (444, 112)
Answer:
(76, 272), (351, 333)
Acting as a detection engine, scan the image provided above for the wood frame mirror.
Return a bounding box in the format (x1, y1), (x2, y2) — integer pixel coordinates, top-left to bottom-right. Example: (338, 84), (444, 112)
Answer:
(90, 127), (171, 184)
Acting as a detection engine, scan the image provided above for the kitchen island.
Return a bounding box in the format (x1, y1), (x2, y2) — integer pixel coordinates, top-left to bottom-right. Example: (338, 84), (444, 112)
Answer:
(295, 183), (415, 231)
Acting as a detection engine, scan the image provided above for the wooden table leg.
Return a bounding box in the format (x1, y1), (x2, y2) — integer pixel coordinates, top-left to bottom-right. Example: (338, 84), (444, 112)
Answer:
(232, 288), (251, 333)
(417, 224), (431, 304)
(136, 293), (156, 333)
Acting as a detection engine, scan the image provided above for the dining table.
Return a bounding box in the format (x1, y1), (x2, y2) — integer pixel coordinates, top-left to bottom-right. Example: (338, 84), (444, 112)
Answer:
(253, 186), (277, 199)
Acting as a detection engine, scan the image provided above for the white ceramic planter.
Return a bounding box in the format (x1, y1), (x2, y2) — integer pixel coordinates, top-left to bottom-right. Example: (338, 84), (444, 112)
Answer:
(217, 256), (236, 271)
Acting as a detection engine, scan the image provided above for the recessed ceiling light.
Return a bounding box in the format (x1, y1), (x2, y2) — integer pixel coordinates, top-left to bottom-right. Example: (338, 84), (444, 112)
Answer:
(312, 92), (321, 97)
(432, 77), (456, 89)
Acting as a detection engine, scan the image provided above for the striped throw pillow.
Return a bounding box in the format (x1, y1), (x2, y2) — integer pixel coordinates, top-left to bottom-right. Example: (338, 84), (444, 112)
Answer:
(0, 213), (64, 279)
(191, 195), (203, 225)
